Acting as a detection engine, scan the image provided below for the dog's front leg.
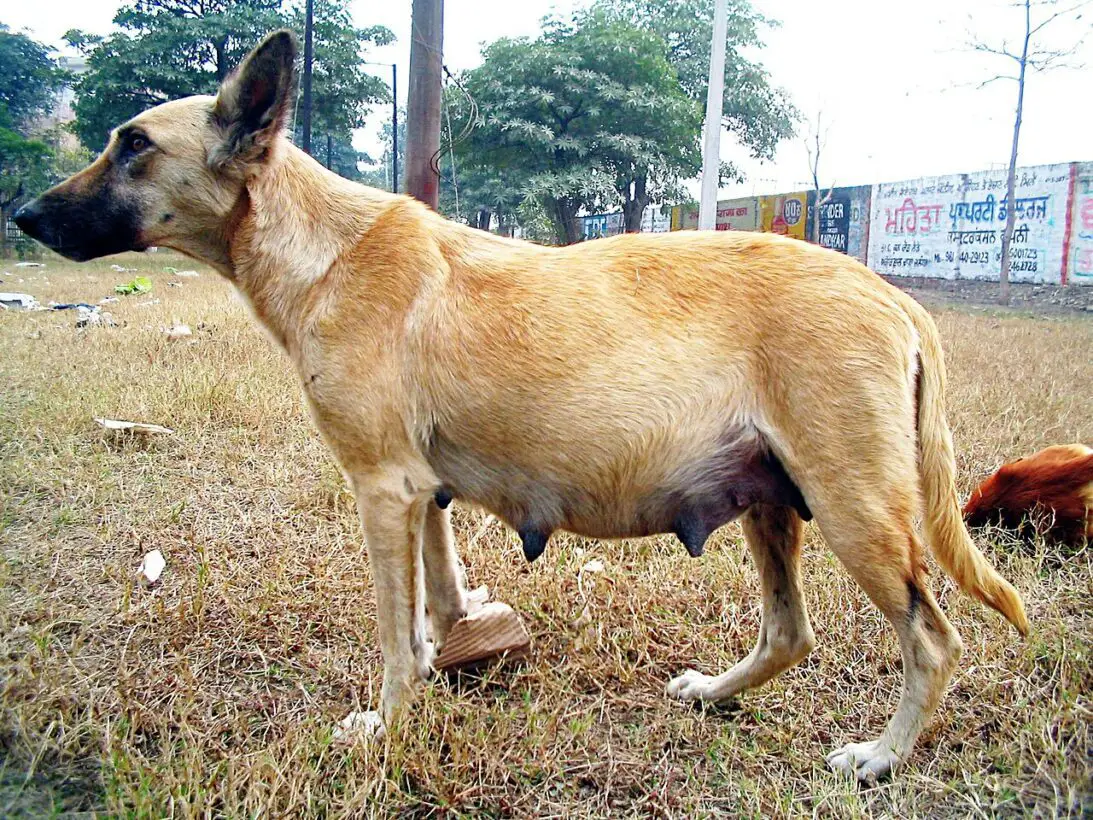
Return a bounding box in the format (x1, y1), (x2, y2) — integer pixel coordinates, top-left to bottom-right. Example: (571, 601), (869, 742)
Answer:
(352, 473), (433, 726)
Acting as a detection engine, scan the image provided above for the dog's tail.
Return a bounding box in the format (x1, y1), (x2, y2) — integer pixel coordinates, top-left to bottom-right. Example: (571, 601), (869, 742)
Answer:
(910, 306), (1029, 636)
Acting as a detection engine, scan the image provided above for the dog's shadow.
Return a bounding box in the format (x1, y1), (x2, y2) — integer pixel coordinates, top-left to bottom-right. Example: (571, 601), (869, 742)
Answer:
(692, 698), (744, 719)
(436, 656), (529, 699)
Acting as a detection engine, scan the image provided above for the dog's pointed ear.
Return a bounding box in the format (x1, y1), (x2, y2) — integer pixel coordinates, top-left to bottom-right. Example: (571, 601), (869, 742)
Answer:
(212, 30), (297, 167)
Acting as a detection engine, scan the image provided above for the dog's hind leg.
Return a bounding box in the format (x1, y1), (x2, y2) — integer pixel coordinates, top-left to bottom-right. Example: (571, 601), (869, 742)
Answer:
(667, 504), (815, 702)
(820, 503), (963, 783)
(422, 502), (468, 650)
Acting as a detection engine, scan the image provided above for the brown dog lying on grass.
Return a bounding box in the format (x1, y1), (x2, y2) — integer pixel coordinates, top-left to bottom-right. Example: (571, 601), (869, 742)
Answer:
(14, 31), (1029, 783)
(964, 444), (1093, 544)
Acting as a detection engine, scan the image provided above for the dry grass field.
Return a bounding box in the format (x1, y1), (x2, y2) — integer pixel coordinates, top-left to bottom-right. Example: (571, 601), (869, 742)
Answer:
(1, 250), (1091, 818)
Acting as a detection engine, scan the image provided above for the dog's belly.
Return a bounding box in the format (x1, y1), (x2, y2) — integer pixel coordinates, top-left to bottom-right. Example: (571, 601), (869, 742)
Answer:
(426, 427), (810, 558)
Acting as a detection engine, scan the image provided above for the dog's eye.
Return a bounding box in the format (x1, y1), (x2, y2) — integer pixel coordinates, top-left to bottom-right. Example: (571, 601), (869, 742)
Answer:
(127, 134), (149, 153)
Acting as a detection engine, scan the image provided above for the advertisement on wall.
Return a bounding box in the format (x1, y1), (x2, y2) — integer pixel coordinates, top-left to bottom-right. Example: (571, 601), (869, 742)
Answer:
(807, 185), (871, 263)
(671, 197), (758, 231)
(867, 163), (1073, 284)
(759, 192), (809, 240)
(1068, 162), (1093, 283)
(581, 212), (625, 240)
(641, 205), (671, 233)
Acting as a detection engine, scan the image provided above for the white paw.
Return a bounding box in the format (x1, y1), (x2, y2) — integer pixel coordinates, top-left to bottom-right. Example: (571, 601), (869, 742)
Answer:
(666, 669), (714, 701)
(826, 739), (901, 784)
(332, 710), (385, 746)
(414, 640), (436, 681)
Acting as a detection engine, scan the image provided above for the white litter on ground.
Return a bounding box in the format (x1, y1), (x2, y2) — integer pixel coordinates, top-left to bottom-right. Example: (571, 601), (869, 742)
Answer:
(0, 292), (41, 310)
(165, 324), (192, 340)
(139, 549), (166, 583)
(94, 418), (174, 436)
(332, 711), (385, 745)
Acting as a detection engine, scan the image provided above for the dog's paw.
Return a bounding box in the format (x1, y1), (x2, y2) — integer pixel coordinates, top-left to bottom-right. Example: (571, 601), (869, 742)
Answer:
(332, 710), (385, 746)
(666, 669), (714, 701)
(826, 739), (901, 784)
(414, 639), (436, 681)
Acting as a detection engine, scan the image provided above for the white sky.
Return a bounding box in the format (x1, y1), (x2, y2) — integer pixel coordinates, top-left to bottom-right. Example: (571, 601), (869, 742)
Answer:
(5, 0), (1092, 199)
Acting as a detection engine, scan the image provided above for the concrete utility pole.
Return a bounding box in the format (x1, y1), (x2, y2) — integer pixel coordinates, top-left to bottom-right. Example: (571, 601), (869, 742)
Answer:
(698, 0), (728, 230)
(391, 64), (399, 193)
(406, 0), (443, 208)
(301, 0), (314, 154)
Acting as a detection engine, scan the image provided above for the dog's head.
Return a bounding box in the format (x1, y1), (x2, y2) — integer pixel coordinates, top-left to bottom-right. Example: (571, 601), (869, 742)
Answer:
(15, 30), (297, 269)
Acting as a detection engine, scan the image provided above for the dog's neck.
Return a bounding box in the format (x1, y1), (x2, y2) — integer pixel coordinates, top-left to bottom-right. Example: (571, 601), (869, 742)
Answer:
(223, 141), (398, 353)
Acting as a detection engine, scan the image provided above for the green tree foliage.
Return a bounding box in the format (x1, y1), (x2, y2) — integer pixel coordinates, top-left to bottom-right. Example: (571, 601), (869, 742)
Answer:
(0, 25), (65, 254)
(286, 1), (393, 181)
(0, 25), (66, 134)
(448, 13), (702, 244)
(594, 0), (797, 162)
(64, 1), (284, 150)
(0, 128), (52, 253)
(288, 0), (393, 138)
(447, 1), (793, 244)
(65, 0), (392, 156)
(439, 154), (523, 233)
(305, 132), (370, 181)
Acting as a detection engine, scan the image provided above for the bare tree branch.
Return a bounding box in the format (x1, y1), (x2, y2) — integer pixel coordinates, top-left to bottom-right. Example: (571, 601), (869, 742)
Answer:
(804, 110), (836, 244)
(977, 73), (1021, 88)
(1027, 53), (1085, 69)
(1028, 0), (1091, 36)
(968, 32), (1023, 61)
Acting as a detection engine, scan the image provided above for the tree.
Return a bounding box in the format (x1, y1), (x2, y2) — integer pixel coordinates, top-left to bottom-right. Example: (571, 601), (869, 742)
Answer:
(287, 0), (393, 140)
(288, 0), (392, 176)
(0, 25), (66, 134)
(449, 13), (702, 244)
(449, 34), (610, 244)
(438, 156), (523, 233)
(0, 26), (65, 256)
(64, 0), (392, 155)
(970, 0), (1090, 302)
(568, 10), (704, 232)
(805, 110), (833, 244)
(594, 0), (797, 166)
(0, 128), (52, 254)
(65, 1), (284, 150)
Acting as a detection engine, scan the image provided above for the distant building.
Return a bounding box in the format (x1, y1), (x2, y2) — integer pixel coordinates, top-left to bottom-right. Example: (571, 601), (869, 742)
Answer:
(32, 55), (88, 151)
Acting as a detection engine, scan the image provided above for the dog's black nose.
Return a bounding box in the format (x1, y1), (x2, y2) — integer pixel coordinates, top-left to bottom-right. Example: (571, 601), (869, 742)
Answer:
(13, 200), (43, 238)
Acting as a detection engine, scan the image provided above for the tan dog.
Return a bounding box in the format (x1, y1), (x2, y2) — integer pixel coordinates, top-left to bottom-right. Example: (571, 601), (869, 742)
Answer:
(15, 31), (1029, 782)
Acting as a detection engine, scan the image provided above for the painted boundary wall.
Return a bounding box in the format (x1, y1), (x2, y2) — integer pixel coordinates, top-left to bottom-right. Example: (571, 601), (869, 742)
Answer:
(581, 206), (670, 240)
(671, 198), (758, 231)
(666, 186), (872, 265)
(661, 161), (1093, 284)
(868, 163), (1072, 283)
(1068, 163), (1093, 284)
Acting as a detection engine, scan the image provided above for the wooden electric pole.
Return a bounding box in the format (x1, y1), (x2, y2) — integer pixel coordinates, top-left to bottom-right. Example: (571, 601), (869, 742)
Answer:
(301, 0), (314, 154)
(406, 0), (443, 208)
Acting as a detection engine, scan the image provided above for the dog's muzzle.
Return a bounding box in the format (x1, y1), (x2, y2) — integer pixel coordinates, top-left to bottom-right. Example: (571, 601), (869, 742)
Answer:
(14, 193), (142, 262)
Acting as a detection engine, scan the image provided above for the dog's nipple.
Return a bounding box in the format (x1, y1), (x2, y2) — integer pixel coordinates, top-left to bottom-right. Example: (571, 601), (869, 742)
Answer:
(519, 527), (550, 563)
(672, 511), (710, 558)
